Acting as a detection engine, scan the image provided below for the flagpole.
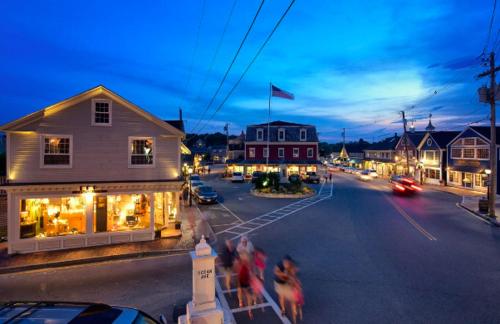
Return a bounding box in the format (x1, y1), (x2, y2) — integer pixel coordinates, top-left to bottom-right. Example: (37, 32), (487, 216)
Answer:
(266, 82), (271, 168)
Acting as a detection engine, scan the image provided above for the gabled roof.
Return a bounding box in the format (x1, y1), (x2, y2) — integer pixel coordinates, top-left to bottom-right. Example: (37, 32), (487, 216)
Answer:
(0, 85), (184, 137)
(406, 131), (427, 146)
(428, 131), (461, 148)
(365, 136), (400, 151)
(470, 126), (500, 144)
(249, 120), (312, 127)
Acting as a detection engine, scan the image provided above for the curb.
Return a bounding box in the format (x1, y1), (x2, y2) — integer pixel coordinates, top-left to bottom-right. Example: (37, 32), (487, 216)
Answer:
(457, 203), (499, 226)
(250, 189), (316, 199)
(0, 248), (191, 275)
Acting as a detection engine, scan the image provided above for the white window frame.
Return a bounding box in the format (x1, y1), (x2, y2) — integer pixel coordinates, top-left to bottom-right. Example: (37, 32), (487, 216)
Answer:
(91, 98), (112, 126)
(249, 147), (255, 158)
(300, 129), (307, 141)
(40, 134), (73, 168)
(307, 147), (314, 158)
(256, 129), (264, 141)
(476, 148), (489, 160)
(128, 136), (156, 168)
(278, 128), (285, 142)
(263, 147), (268, 158)
(293, 147), (299, 158)
(278, 147), (285, 158)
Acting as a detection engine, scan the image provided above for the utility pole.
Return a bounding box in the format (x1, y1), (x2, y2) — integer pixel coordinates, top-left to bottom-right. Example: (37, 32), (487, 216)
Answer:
(401, 111), (410, 176)
(224, 123), (229, 163)
(477, 52), (500, 218)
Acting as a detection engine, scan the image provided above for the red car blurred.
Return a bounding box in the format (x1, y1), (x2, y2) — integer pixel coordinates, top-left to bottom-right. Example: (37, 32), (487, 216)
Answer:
(389, 176), (422, 194)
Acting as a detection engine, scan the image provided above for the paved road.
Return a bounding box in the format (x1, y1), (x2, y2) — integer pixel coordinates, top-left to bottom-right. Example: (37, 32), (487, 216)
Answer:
(244, 172), (500, 323)
(0, 253), (192, 321)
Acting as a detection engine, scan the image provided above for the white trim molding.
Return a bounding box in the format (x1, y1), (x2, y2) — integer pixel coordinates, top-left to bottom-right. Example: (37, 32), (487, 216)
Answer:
(39, 134), (73, 169)
(91, 98), (112, 126)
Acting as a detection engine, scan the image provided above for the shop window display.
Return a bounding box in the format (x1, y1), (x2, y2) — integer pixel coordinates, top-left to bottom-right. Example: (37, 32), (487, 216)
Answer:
(154, 192), (178, 230)
(94, 194), (150, 232)
(20, 197), (86, 239)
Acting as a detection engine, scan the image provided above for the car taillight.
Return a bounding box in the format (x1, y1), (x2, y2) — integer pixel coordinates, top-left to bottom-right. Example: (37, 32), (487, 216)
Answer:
(395, 184), (406, 191)
(411, 184), (422, 191)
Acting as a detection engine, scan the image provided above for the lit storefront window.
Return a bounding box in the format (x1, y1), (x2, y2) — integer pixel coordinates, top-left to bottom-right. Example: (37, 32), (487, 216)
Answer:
(154, 192), (178, 230)
(20, 197), (86, 239)
(94, 194), (150, 232)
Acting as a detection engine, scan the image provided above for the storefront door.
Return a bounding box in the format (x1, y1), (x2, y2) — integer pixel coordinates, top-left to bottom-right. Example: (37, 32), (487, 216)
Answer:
(463, 173), (473, 188)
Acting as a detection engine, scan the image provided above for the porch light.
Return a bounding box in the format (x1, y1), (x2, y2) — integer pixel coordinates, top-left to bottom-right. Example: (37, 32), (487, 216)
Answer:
(188, 167), (193, 174)
(81, 186), (95, 204)
(485, 169), (492, 175)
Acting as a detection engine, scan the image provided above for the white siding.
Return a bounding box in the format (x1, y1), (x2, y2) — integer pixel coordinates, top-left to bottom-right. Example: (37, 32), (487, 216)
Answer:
(8, 95), (181, 183)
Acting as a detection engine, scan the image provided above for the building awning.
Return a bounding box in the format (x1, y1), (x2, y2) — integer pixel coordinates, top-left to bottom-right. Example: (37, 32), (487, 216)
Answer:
(226, 159), (321, 165)
(181, 143), (191, 155)
(449, 165), (483, 173)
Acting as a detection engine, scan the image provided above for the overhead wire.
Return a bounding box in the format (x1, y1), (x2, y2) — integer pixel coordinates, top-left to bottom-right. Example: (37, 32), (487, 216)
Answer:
(196, 0), (297, 133)
(189, 0), (266, 134)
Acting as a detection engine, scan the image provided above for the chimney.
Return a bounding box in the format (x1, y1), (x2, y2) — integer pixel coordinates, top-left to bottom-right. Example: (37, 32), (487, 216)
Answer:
(179, 108), (183, 121)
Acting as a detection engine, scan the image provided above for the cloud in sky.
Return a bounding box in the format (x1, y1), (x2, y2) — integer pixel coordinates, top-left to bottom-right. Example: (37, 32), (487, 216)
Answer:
(0, 0), (494, 142)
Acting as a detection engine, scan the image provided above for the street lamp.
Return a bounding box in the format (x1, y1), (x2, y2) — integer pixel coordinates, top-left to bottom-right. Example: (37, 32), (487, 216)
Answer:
(485, 169), (492, 199)
(188, 167), (193, 207)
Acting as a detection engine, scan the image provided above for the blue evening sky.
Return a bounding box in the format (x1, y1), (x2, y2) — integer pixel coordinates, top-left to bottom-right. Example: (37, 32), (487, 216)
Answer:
(0, 0), (496, 142)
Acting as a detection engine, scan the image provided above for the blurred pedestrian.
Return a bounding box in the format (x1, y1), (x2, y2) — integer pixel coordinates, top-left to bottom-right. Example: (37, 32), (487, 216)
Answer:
(274, 255), (295, 316)
(207, 165), (211, 175)
(237, 254), (254, 319)
(219, 240), (237, 293)
(323, 174), (328, 183)
(237, 236), (254, 261)
(250, 272), (264, 307)
(254, 247), (267, 281)
(289, 265), (304, 323)
(182, 186), (189, 207)
(329, 173), (332, 183)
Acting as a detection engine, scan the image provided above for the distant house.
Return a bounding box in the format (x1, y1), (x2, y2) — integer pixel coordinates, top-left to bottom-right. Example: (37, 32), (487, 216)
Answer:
(227, 131), (245, 162)
(208, 145), (227, 163)
(395, 131), (427, 177)
(417, 131), (459, 185)
(0, 85), (186, 254)
(446, 126), (498, 193)
(227, 121), (320, 178)
(363, 134), (400, 177)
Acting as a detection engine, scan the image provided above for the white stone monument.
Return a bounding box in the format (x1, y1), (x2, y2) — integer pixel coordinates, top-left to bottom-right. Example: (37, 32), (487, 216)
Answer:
(178, 236), (224, 324)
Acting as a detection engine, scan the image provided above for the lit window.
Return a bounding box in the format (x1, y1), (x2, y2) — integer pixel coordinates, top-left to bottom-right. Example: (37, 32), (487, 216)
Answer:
(476, 138), (487, 145)
(307, 147), (314, 158)
(300, 129), (307, 141)
(278, 148), (284, 158)
(256, 129), (264, 141)
(463, 138), (475, 146)
(41, 135), (72, 167)
(451, 148), (462, 159)
(129, 137), (154, 166)
(463, 148), (475, 159)
(94, 194), (150, 233)
(92, 99), (112, 126)
(278, 129), (285, 141)
(477, 148), (489, 159)
(293, 147), (299, 158)
(20, 197), (86, 239)
(249, 147), (255, 158)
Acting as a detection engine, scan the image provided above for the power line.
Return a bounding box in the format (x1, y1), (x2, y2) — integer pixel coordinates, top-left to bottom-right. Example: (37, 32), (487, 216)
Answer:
(187, 0), (239, 132)
(179, 0), (207, 110)
(483, 0), (498, 54)
(196, 0), (297, 133)
(190, 0), (266, 134)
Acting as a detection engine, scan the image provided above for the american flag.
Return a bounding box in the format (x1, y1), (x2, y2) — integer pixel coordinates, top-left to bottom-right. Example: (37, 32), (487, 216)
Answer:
(271, 85), (294, 100)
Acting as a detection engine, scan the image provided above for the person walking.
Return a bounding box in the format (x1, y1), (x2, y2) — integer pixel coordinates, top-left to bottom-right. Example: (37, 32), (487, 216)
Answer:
(289, 265), (304, 323)
(329, 172), (333, 183)
(219, 240), (237, 294)
(237, 236), (254, 261)
(237, 254), (254, 319)
(254, 247), (267, 281)
(182, 185), (189, 207)
(274, 255), (295, 316)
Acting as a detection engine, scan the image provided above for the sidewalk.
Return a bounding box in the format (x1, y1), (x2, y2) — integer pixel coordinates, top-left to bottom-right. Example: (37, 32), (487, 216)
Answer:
(459, 196), (500, 225)
(0, 206), (206, 274)
(423, 184), (485, 198)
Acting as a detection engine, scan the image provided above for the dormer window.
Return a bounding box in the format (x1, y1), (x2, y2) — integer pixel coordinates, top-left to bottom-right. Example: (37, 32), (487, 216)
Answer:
(278, 129), (285, 141)
(92, 99), (112, 126)
(256, 129), (264, 141)
(300, 129), (307, 141)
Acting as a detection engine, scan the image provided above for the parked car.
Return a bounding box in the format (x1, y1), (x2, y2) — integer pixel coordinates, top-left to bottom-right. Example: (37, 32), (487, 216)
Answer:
(194, 185), (218, 204)
(190, 180), (204, 193)
(367, 169), (378, 178)
(389, 176), (422, 194)
(303, 171), (321, 183)
(251, 171), (265, 183)
(0, 301), (166, 324)
(358, 170), (373, 181)
(231, 172), (245, 183)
